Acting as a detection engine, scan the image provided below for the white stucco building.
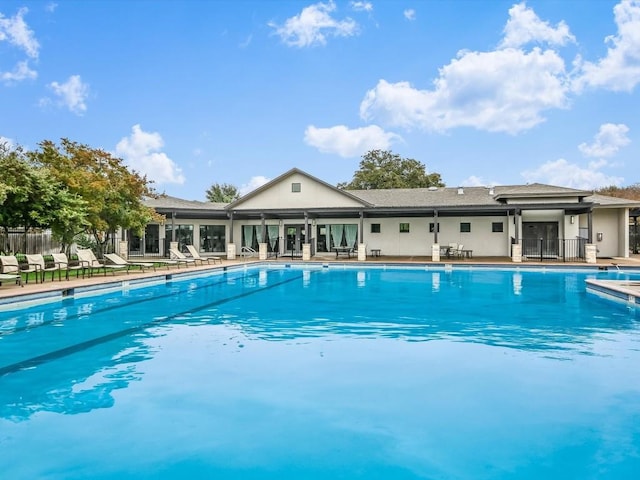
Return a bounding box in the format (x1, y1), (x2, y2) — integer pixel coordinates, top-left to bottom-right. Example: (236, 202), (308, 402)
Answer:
(133, 168), (639, 263)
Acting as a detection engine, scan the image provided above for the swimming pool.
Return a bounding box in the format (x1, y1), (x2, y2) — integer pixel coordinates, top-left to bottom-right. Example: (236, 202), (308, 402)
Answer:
(1, 265), (639, 479)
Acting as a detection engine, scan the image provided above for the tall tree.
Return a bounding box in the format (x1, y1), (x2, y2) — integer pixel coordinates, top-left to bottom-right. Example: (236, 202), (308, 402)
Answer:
(206, 182), (240, 203)
(0, 143), (88, 253)
(338, 150), (445, 190)
(29, 139), (162, 256)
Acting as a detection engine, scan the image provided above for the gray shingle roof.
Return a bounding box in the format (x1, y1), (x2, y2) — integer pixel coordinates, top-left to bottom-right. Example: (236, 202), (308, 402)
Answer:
(144, 195), (226, 210)
(349, 186), (500, 208)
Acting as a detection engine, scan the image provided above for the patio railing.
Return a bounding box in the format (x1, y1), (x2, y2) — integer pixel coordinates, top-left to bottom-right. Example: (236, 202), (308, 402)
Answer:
(521, 237), (587, 262)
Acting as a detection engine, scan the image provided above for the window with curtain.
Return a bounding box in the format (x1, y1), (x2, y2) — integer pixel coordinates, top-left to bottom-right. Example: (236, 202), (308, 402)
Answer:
(267, 225), (279, 253)
(330, 224), (344, 249)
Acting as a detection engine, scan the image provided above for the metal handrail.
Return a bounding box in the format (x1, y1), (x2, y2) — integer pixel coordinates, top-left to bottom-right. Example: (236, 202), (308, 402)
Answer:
(240, 246), (257, 261)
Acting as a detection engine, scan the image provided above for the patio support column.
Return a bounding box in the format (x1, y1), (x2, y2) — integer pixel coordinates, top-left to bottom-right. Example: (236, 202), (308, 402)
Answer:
(259, 214), (267, 260)
(227, 212), (236, 260)
(302, 212), (311, 261)
(587, 210), (593, 243)
(584, 209), (596, 263)
(358, 210), (366, 261)
(433, 210), (439, 244)
(171, 212), (176, 242)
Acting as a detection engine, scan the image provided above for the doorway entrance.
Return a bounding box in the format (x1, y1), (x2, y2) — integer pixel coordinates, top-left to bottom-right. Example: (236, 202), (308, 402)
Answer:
(522, 222), (559, 258)
(285, 224), (306, 256)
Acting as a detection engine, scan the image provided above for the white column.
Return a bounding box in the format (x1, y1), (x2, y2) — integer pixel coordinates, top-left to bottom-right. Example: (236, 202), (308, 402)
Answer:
(258, 243), (268, 260)
(512, 243), (522, 263)
(432, 244), (440, 262)
(118, 240), (128, 259)
(302, 243), (311, 261)
(585, 244), (597, 264)
(358, 243), (366, 261)
(227, 243), (236, 260)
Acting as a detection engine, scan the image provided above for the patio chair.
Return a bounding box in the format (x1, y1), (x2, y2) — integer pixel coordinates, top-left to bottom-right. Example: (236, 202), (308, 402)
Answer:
(104, 253), (156, 272)
(0, 254), (40, 284)
(186, 245), (222, 265)
(25, 254), (62, 282)
(52, 253), (86, 280)
(77, 249), (128, 276)
(0, 273), (23, 287)
(169, 247), (197, 267)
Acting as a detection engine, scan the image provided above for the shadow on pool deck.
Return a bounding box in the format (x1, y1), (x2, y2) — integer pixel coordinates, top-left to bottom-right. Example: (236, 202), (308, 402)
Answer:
(1, 254), (639, 301)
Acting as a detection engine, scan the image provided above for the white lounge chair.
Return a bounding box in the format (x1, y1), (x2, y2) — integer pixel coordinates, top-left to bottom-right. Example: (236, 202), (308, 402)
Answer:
(104, 253), (156, 272)
(169, 247), (197, 267)
(52, 253), (86, 279)
(25, 254), (62, 282)
(186, 245), (222, 265)
(0, 254), (39, 284)
(77, 249), (127, 276)
(0, 272), (23, 287)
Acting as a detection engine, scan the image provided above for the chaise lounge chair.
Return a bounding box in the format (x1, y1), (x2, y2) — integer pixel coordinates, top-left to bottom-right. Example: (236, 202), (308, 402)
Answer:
(186, 245), (222, 265)
(104, 253), (156, 272)
(76, 249), (128, 276)
(169, 247), (197, 267)
(0, 272), (23, 287)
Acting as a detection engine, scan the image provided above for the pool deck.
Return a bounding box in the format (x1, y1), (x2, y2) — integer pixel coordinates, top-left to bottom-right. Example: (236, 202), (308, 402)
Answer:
(1, 254), (639, 307)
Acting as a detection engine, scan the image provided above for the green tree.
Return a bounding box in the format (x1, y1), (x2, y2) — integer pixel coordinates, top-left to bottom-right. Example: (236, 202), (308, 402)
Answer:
(338, 150), (445, 190)
(29, 139), (162, 256)
(205, 182), (240, 203)
(0, 143), (88, 253)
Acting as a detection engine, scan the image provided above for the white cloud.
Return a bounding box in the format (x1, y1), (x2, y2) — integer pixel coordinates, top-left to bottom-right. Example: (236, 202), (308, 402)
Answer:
(360, 47), (569, 134)
(0, 136), (15, 149)
(46, 3), (58, 13)
(499, 2), (575, 48)
(304, 124), (401, 157)
(46, 75), (89, 115)
(0, 7), (40, 58)
(521, 158), (624, 189)
(404, 9), (416, 21)
(115, 125), (185, 185)
(239, 34), (252, 48)
(269, 0), (358, 47)
(351, 1), (373, 12)
(460, 175), (499, 187)
(240, 176), (270, 195)
(1, 60), (37, 84)
(573, 0), (640, 92)
(578, 123), (630, 158)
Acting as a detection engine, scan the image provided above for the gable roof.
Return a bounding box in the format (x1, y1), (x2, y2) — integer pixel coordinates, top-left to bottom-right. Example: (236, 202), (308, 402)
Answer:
(227, 168), (372, 209)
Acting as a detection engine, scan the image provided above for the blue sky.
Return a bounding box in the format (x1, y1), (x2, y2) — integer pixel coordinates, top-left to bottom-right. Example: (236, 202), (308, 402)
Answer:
(1, 1), (639, 200)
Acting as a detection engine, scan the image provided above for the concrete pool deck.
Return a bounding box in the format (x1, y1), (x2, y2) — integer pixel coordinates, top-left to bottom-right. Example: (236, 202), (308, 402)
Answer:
(1, 254), (639, 307)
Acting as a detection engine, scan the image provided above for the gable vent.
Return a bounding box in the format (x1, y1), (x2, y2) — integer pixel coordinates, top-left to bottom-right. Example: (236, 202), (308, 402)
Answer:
(457, 187), (464, 195)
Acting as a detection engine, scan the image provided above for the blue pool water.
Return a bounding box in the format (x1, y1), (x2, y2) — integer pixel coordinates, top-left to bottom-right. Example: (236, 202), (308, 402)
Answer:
(1, 265), (640, 479)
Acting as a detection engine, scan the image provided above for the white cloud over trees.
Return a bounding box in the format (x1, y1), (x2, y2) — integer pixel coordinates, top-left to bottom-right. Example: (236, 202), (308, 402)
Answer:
(46, 75), (90, 115)
(115, 125), (185, 185)
(304, 124), (401, 157)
